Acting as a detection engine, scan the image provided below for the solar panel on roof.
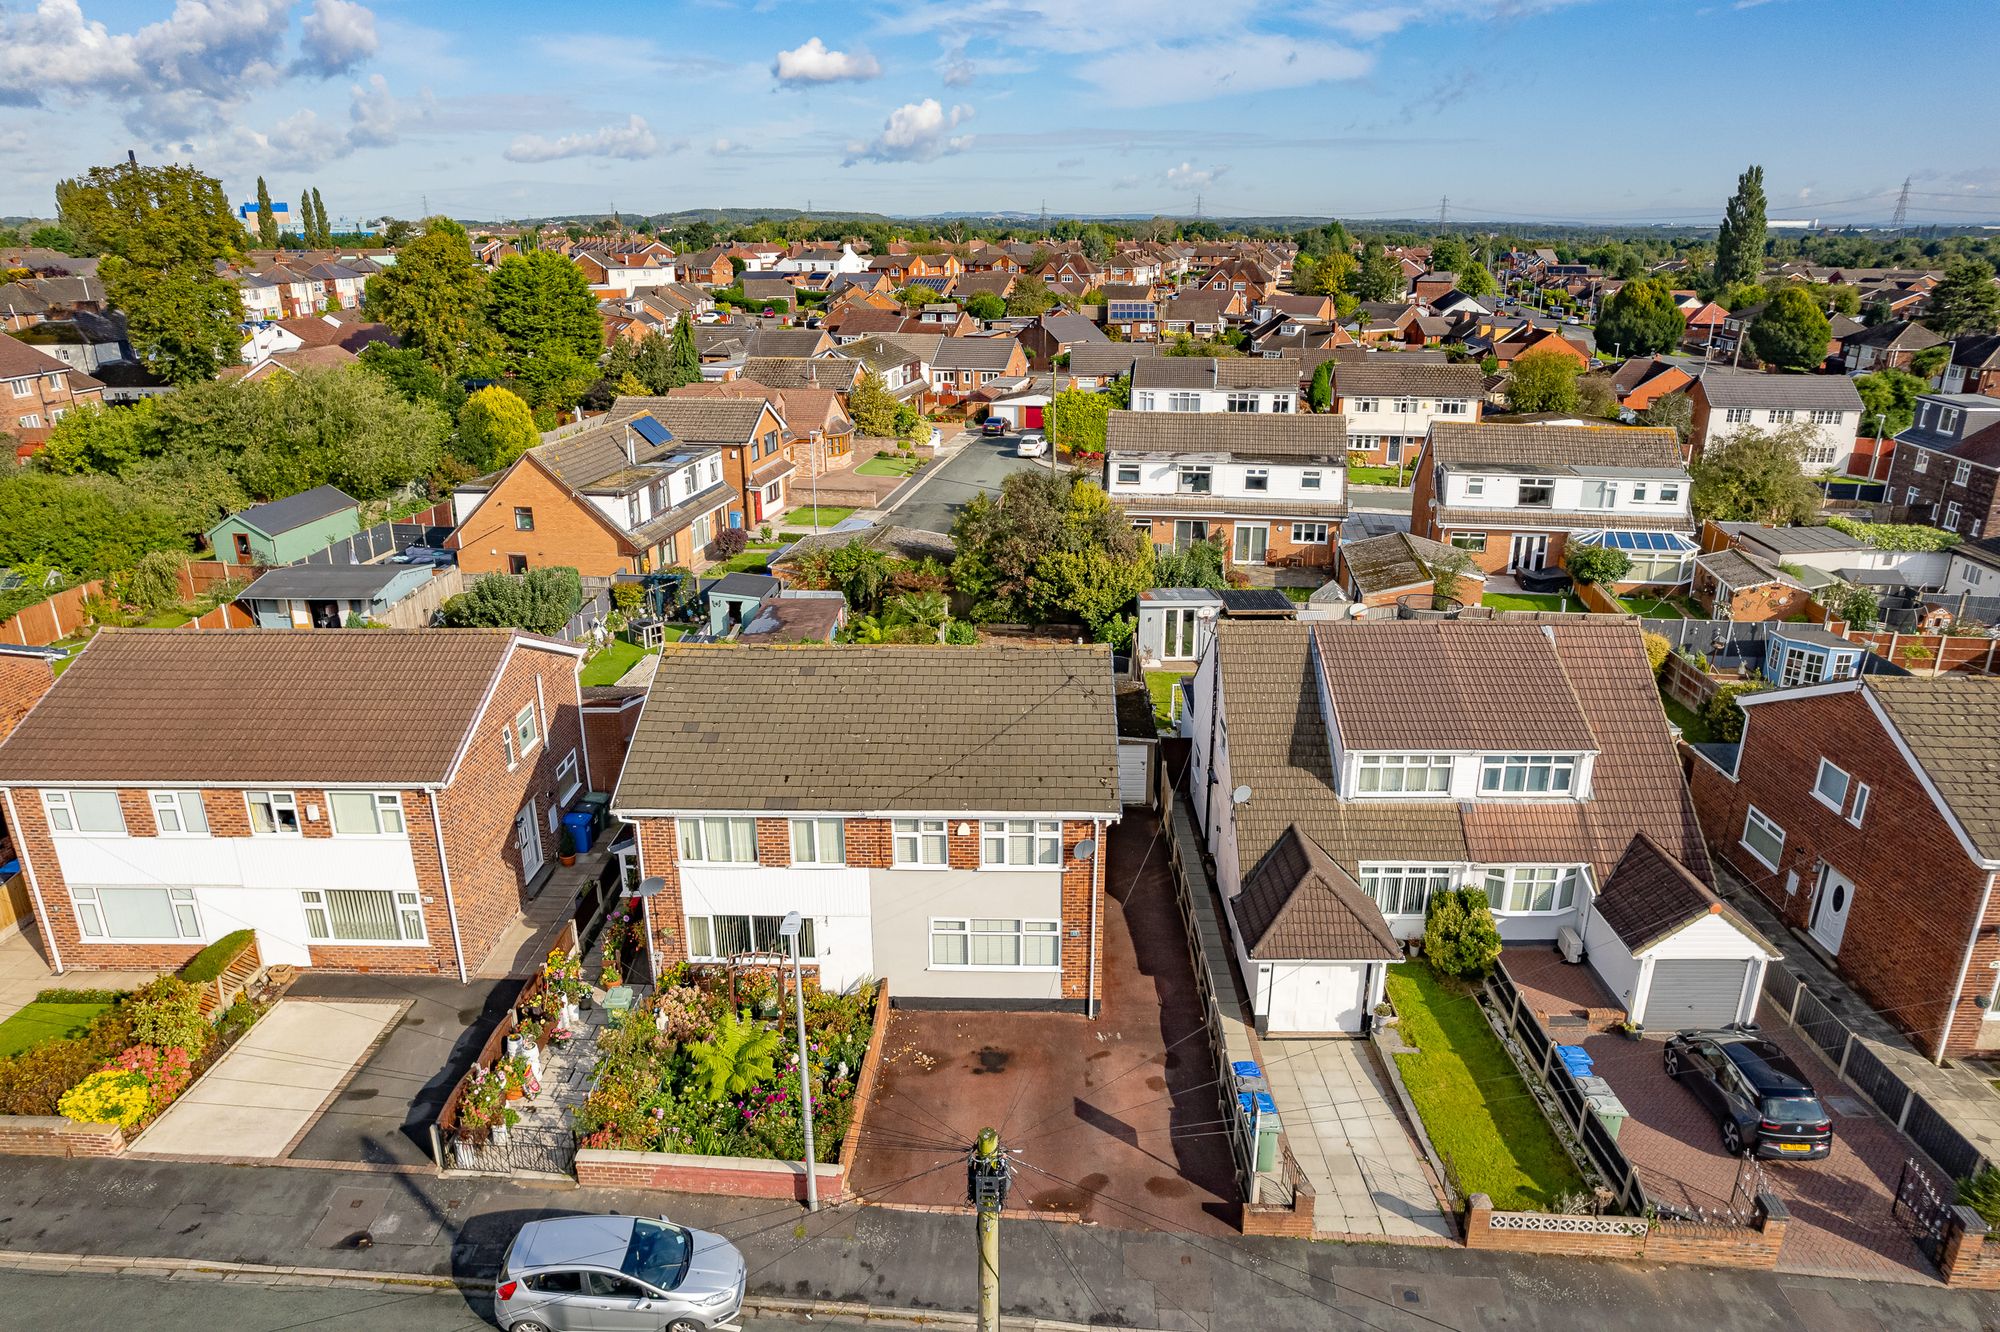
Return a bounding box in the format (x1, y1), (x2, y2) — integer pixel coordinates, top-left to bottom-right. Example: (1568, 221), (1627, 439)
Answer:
(630, 416), (673, 447)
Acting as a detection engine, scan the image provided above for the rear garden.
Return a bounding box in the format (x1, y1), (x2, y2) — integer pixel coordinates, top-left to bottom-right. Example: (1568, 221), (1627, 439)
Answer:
(1483, 592), (1585, 613)
(1618, 593), (1703, 619)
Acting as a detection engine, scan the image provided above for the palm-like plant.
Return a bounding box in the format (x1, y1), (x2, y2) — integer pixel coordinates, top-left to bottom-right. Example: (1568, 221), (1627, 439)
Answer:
(688, 1009), (781, 1101)
(885, 590), (949, 637)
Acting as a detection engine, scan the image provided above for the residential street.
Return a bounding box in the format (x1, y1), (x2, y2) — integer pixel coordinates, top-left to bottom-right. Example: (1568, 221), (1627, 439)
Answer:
(884, 429), (1064, 534)
(0, 1155), (1990, 1332)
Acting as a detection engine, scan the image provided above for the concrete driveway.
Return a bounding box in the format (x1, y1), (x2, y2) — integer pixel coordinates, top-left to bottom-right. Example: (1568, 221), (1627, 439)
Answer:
(132, 998), (404, 1160)
(885, 429), (1065, 534)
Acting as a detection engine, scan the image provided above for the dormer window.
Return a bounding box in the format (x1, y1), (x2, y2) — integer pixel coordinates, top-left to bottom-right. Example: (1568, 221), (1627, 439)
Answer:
(1464, 476), (1485, 498)
(1177, 465), (1212, 494)
(1353, 753), (1452, 794)
(1478, 754), (1577, 796)
(1517, 478), (1555, 508)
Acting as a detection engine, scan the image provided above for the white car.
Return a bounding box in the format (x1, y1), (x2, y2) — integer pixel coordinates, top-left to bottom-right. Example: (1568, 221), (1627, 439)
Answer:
(1017, 433), (1048, 458)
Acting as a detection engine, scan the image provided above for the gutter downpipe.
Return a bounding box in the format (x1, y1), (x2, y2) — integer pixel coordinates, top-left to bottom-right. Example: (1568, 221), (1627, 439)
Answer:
(427, 789), (469, 984)
(1936, 868), (1999, 1064)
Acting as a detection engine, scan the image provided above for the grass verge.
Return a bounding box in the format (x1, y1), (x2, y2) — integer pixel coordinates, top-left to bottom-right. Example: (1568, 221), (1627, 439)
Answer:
(1385, 959), (1586, 1211)
(856, 454), (921, 477)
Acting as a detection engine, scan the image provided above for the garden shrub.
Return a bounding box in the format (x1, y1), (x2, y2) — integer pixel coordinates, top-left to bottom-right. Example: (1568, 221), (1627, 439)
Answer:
(217, 996), (259, 1046)
(1564, 545), (1632, 586)
(711, 528), (749, 558)
(1641, 630), (1672, 676)
(943, 619), (977, 645)
(611, 582), (646, 614)
(1960, 1166), (2000, 1227)
(177, 929), (254, 984)
(0, 1007), (136, 1115)
(1704, 680), (1768, 743)
(107, 1044), (193, 1107)
(126, 976), (212, 1056)
(57, 1068), (150, 1128)
(1423, 886), (1502, 980)
(1824, 516), (1959, 552)
(33, 988), (128, 1005)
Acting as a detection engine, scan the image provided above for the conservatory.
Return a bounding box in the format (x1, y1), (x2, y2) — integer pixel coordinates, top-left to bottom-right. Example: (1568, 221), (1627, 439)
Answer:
(1571, 529), (1698, 586)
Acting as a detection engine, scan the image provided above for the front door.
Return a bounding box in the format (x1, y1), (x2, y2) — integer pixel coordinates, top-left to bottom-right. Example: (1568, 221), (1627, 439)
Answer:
(1234, 523), (1269, 565)
(1810, 865), (1855, 954)
(1509, 534), (1549, 572)
(515, 800), (544, 882)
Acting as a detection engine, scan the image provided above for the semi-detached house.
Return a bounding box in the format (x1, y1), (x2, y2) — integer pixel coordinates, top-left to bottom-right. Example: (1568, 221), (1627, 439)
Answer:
(1129, 356), (1298, 414)
(609, 644), (1120, 1011)
(1105, 411), (1348, 569)
(1688, 367), (1863, 472)
(0, 629), (587, 981)
(1331, 361), (1484, 468)
(1885, 392), (2000, 538)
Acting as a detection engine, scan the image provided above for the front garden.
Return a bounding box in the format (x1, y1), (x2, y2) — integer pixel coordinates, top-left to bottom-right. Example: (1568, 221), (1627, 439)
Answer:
(780, 505), (858, 535)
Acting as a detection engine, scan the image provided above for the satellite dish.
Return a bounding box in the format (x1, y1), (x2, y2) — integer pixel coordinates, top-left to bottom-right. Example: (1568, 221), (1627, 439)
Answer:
(634, 876), (667, 899)
(1232, 785), (1252, 806)
(1073, 838), (1097, 862)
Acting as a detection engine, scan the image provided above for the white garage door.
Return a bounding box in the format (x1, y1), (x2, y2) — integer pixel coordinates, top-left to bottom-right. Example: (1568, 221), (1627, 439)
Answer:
(1268, 963), (1369, 1035)
(1117, 740), (1153, 806)
(1645, 958), (1752, 1030)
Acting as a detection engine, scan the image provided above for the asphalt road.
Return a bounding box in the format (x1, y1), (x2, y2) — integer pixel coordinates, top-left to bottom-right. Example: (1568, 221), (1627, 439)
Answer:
(886, 430), (1064, 534)
(0, 1268), (883, 1332)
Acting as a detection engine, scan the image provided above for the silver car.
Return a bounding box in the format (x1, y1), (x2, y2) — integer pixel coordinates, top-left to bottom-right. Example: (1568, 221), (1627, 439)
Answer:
(496, 1213), (746, 1332)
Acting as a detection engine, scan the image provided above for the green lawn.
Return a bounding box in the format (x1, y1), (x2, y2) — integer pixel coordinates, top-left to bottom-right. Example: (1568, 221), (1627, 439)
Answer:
(1619, 594), (1702, 619)
(1481, 592), (1581, 613)
(0, 998), (115, 1058)
(1385, 960), (1586, 1211)
(779, 506), (857, 535)
(1346, 464), (1407, 487)
(856, 454), (921, 477)
(1144, 670), (1185, 732)
(714, 546), (779, 575)
(1660, 693), (1713, 743)
(579, 638), (647, 686)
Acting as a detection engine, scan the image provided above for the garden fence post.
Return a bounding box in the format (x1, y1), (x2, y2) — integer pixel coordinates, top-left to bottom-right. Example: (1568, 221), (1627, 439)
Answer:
(1838, 1031), (1854, 1079)
(1897, 1088), (1914, 1132)
(1788, 978), (1804, 1025)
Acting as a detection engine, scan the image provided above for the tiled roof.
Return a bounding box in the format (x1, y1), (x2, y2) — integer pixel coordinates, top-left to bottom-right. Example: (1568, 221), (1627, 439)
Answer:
(1340, 532), (1486, 596)
(740, 357), (859, 390)
(0, 628), (538, 784)
(1316, 621), (1595, 753)
(930, 336), (1022, 371)
(1867, 677), (2000, 859)
(1696, 367), (1863, 411)
(612, 644), (1119, 816)
(1105, 410), (1345, 461)
(1433, 507), (1693, 533)
(1592, 833), (1773, 955)
(620, 397), (772, 443)
(1235, 826), (1401, 961)
(744, 329), (826, 358)
(1131, 357), (1300, 391)
(1427, 422), (1682, 470)
(0, 331), (73, 379)
(1067, 344), (1159, 377)
(1334, 361), (1483, 398)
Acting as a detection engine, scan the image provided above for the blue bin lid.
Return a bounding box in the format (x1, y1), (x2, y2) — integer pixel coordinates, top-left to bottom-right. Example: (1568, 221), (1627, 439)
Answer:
(1252, 1092), (1276, 1115)
(1237, 1092), (1254, 1115)
(1231, 1060), (1262, 1078)
(0, 858), (17, 877)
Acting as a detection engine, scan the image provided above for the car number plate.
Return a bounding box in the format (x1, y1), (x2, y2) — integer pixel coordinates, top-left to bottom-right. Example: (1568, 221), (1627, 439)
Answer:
(1778, 1142), (1811, 1152)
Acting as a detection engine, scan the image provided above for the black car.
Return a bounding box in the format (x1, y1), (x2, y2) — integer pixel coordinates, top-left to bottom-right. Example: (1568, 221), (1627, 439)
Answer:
(980, 416), (1008, 436)
(1663, 1028), (1833, 1160)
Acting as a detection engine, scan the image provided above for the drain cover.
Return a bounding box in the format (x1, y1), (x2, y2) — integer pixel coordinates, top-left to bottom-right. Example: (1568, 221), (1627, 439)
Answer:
(1824, 1094), (1867, 1116)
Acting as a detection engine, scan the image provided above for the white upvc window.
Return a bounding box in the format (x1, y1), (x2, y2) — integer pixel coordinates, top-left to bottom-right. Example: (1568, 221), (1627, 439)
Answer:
(503, 726), (517, 771)
(1392, 395), (1418, 414)
(1724, 407), (1752, 424)
(1955, 461), (1974, 486)
(555, 750), (581, 804)
(43, 789), (125, 835)
(1767, 409), (1795, 424)
(247, 790), (301, 836)
(330, 790), (407, 836)
(1848, 781), (1870, 828)
(930, 917), (1060, 969)
(678, 816), (756, 864)
(1243, 467), (1270, 492)
(1741, 806), (1785, 870)
(1300, 469), (1322, 491)
(687, 913), (815, 960)
(1811, 409), (1844, 425)
(1436, 398), (1469, 416)
(1358, 864), (1450, 916)
(1631, 483), (1650, 502)
(1812, 759), (1850, 814)
(1291, 522), (1329, 544)
(150, 790), (209, 837)
(1464, 476), (1486, 498)
(1167, 392), (1200, 412)
(71, 885), (200, 941)
(1226, 392), (1259, 413)
(1353, 397), (1380, 413)
(1478, 754), (1577, 796)
(790, 817), (846, 867)
(1115, 463), (1141, 485)
(1354, 753), (1452, 795)
(514, 702), (541, 757)
(980, 818), (1062, 867)
(1945, 501), (1962, 531)
(301, 888), (426, 943)
(893, 817), (949, 866)
(1915, 451), (1930, 473)
(1659, 483), (1682, 504)
(1483, 865), (1581, 914)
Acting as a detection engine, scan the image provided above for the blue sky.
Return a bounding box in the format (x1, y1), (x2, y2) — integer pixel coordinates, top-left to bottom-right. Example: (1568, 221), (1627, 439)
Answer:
(4, 0), (1999, 226)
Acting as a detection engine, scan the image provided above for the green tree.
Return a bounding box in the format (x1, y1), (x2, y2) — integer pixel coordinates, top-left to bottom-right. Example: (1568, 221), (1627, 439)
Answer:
(1348, 242), (1403, 302)
(1006, 275), (1056, 317)
(846, 370), (902, 437)
(1429, 235), (1471, 274)
(1636, 390), (1694, 449)
(0, 469), (192, 575)
(1747, 285), (1831, 371)
(120, 549), (186, 611)
(357, 343), (456, 409)
(232, 366), (449, 501)
(311, 187), (330, 246)
(950, 471), (1148, 632)
(27, 224), (79, 253)
(1457, 262), (1497, 299)
(1564, 545), (1632, 586)
(363, 217), (486, 372)
(1712, 164), (1767, 291)
(514, 348), (599, 412)
(1308, 360), (1334, 412)
(1046, 387), (1109, 457)
(456, 387), (540, 471)
(381, 218), (415, 246)
(254, 177), (278, 248)
(965, 292), (1006, 322)
(1689, 423), (1822, 523)
(1594, 276), (1686, 357)
(1855, 368), (1927, 437)
(665, 317), (701, 389)
(296, 186), (317, 247)
(442, 566), (583, 635)
(1422, 886), (1501, 980)
(485, 250), (602, 370)
(1507, 348), (1581, 413)
(37, 399), (161, 474)
(1911, 343), (1951, 383)
(1925, 258), (2000, 338)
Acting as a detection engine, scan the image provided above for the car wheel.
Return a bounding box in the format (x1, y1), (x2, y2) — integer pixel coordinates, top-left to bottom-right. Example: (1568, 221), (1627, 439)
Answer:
(506, 1322), (553, 1332)
(1721, 1119), (1745, 1156)
(1662, 1048), (1680, 1078)
(666, 1320), (706, 1332)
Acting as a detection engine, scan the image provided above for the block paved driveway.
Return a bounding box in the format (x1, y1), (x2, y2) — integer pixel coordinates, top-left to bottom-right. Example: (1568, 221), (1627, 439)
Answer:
(1580, 1024), (1935, 1283)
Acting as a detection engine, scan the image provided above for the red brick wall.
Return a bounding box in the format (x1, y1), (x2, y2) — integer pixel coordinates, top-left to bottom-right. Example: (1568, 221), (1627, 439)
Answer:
(574, 1149), (845, 1202)
(0, 1116), (126, 1158)
(1687, 689), (1999, 1058)
(581, 697), (642, 795)
(635, 818), (687, 965)
(1060, 819), (1102, 1003)
(1463, 1194), (1785, 1269)
(439, 643), (587, 975)
(450, 459), (632, 577)
(1139, 518), (1337, 570)
(0, 653), (54, 743)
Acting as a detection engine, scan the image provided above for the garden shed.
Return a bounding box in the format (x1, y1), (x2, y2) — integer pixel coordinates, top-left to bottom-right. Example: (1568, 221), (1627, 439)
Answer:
(205, 485), (360, 567)
(704, 572), (782, 637)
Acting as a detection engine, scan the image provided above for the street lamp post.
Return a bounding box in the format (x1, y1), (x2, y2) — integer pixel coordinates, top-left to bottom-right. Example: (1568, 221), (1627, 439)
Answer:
(779, 911), (817, 1212)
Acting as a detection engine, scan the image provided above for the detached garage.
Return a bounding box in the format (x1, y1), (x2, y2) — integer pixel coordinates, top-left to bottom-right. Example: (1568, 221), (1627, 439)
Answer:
(1581, 834), (1780, 1032)
(1234, 827), (1401, 1036)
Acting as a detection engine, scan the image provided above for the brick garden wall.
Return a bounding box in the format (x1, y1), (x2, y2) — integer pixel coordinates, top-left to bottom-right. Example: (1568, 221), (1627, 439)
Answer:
(0, 1117), (126, 1158)
(1463, 1193), (1788, 1270)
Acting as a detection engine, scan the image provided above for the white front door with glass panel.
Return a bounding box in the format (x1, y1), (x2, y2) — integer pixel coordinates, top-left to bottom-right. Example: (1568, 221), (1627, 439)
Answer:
(1234, 523), (1269, 565)
(515, 799), (544, 881)
(1509, 534), (1549, 572)
(1810, 865), (1855, 954)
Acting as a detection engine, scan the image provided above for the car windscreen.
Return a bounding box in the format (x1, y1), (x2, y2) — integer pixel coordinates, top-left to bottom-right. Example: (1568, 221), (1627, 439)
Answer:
(620, 1218), (693, 1291)
(1761, 1095), (1826, 1125)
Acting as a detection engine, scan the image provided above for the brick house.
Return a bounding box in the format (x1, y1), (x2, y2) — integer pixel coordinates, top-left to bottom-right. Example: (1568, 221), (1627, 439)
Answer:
(611, 397), (797, 528)
(1687, 677), (2000, 1061)
(0, 628), (586, 980)
(1688, 367), (1864, 471)
(448, 409), (741, 576)
(1331, 361), (1484, 468)
(1840, 318), (1943, 375)
(1689, 548), (1812, 621)
(1884, 392), (2000, 538)
(1129, 356), (1299, 414)
(609, 644), (1120, 1011)
(1941, 335), (2000, 398)
(0, 331), (105, 455)
(925, 336), (1030, 409)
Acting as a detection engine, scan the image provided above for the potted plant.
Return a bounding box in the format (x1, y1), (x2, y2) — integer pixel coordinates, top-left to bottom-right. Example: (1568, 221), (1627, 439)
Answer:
(600, 959), (624, 989)
(544, 949), (586, 1023)
(492, 1105), (520, 1146)
(558, 823), (577, 867)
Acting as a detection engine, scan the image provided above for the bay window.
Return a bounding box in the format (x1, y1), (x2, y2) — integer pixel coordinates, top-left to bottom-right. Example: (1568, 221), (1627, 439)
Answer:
(979, 818), (1062, 867)
(893, 817), (948, 866)
(678, 816), (756, 864)
(1358, 865), (1450, 916)
(1483, 866), (1580, 914)
(930, 918), (1060, 968)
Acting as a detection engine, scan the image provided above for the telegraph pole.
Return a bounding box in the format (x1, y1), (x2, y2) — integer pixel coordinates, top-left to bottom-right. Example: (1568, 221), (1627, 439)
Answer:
(969, 1127), (1008, 1332)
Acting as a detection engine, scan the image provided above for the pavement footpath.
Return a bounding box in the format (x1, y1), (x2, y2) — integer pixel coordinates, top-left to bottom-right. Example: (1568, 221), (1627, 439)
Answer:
(0, 1155), (1989, 1331)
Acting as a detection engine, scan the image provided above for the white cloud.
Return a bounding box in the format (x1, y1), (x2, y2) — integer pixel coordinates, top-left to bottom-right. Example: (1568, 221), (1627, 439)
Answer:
(844, 99), (972, 165)
(1165, 161), (1227, 191)
(709, 137), (745, 155)
(296, 0), (378, 75)
(504, 114), (663, 163)
(940, 41), (975, 87)
(773, 36), (881, 84)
